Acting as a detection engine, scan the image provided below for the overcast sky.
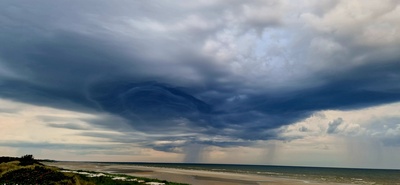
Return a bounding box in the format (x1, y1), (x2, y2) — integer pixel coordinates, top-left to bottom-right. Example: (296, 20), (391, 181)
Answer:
(1, 0), (400, 169)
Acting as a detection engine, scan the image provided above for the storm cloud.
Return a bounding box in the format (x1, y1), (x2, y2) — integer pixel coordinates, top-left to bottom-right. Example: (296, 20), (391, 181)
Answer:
(1, 0), (400, 155)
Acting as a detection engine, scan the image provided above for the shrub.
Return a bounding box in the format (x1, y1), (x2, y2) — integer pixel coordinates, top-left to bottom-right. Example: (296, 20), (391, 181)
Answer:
(19, 154), (36, 166)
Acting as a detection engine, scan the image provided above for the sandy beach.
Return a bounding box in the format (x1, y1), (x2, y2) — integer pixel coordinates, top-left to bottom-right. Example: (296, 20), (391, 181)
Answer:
(44, 162), (352, 185)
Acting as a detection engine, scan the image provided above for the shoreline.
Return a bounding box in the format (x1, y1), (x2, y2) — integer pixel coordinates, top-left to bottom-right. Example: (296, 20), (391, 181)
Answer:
(44, 161), (352, 185)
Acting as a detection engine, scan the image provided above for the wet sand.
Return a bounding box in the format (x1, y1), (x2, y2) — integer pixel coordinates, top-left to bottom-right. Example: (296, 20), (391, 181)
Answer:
(44, 162), (351, 185)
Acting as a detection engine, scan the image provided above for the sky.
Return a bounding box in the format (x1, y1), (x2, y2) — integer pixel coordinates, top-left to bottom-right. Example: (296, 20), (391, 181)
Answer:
(0, 0), (400, 169)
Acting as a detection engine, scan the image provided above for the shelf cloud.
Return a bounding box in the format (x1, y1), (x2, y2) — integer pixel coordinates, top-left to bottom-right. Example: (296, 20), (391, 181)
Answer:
(1, 0), (400, 165)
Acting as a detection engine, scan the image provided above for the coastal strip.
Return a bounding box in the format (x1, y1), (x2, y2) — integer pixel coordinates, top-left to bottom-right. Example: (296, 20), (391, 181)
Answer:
(0, 156), (186, 185)
(45, 161), (353, 185)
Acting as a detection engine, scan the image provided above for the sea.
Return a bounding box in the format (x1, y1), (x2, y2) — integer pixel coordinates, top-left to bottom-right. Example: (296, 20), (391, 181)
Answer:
(109, 162), (400, 185)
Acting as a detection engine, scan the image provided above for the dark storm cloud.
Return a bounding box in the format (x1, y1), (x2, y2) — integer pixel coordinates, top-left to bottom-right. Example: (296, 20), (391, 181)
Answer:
(1, 0), (400, 152)
(88, 81), (212, 122)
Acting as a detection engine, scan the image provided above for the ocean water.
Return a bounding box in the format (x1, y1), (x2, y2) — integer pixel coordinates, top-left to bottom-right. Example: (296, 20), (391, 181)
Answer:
(110, 162), (400, 185)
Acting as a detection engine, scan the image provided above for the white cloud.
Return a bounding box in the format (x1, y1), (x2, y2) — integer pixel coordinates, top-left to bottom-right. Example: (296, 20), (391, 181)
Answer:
(275, 102), (400, 168)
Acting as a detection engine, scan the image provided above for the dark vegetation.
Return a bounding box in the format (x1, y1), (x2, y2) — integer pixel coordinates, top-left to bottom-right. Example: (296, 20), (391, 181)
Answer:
(1, 166), (69, 184)
(0, 155), (188, 185)
(0, 155), (40, 166)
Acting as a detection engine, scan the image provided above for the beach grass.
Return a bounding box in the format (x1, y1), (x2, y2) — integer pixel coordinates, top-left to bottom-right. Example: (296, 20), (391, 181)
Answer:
(0, 155), (189, 185)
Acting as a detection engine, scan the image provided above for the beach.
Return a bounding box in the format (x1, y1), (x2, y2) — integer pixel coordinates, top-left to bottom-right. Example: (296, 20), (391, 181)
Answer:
(44, 162), (352, 185)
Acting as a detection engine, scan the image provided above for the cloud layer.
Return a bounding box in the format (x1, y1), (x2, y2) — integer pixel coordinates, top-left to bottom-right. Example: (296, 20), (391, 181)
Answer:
(1, 0), (400, 163)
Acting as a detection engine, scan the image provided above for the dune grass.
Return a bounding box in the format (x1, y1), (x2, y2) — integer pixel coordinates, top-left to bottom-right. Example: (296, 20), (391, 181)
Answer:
(0, 155), (188, 185)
